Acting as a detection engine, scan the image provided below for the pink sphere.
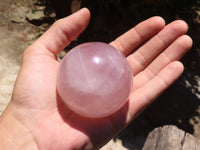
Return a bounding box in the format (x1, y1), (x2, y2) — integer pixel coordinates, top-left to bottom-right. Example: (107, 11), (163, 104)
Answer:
(57, 42), (133, 118)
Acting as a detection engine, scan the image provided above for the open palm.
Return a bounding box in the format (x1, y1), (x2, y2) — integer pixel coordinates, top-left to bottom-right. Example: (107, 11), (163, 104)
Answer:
(1, 8), (192, 150)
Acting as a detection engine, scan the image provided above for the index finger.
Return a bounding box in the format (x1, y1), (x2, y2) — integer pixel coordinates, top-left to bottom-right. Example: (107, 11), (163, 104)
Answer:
(110, 16), (165, 56)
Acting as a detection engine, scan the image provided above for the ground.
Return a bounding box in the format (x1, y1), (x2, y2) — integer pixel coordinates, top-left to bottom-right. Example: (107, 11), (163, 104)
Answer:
(0, 0), (40, 114)
(0, 0), (200, 150)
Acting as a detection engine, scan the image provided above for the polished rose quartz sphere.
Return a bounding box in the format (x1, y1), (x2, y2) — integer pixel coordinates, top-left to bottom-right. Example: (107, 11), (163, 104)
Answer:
(57, 42), (133, 118)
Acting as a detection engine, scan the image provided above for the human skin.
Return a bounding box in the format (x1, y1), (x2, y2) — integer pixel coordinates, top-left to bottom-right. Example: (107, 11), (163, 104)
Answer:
(0, 8), (192, 150)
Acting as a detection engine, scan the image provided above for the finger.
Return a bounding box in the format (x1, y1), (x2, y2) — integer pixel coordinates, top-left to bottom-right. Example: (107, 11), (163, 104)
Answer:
(110, 16), (165, 56)
(133, 35), (192, 89)
(28, 8), (90, 57)
(127, 20), (188, 75)
(126, 61), (184, 123)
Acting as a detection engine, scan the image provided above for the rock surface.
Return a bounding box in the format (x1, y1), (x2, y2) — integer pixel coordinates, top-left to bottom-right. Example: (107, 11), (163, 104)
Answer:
(142, 125), (200, 150)
(1, 1), (200, 150)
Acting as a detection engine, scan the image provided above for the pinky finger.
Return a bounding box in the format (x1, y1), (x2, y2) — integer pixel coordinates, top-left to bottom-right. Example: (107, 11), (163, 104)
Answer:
(126, 61), (184, 124)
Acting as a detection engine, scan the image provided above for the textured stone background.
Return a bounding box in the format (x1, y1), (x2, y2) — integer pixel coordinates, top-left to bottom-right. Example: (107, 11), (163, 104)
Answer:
(1, 1), (200, 150)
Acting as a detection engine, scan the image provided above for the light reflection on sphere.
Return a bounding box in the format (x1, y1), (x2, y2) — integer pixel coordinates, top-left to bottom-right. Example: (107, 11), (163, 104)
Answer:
(57, 42), (133, 118)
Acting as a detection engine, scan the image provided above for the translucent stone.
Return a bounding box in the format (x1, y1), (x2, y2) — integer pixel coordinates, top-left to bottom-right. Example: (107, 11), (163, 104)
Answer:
(57, 42), (133, 118)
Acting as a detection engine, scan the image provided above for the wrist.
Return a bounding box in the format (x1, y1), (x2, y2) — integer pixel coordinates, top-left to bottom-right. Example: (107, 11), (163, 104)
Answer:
(0, 104), (38, 150)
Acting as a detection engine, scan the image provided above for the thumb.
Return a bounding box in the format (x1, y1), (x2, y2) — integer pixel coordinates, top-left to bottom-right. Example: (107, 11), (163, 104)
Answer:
(28, 8), (91, 57)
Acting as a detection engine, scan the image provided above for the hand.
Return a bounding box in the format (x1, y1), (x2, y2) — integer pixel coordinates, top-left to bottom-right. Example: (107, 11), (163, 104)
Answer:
(0, 8), (192, 150)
